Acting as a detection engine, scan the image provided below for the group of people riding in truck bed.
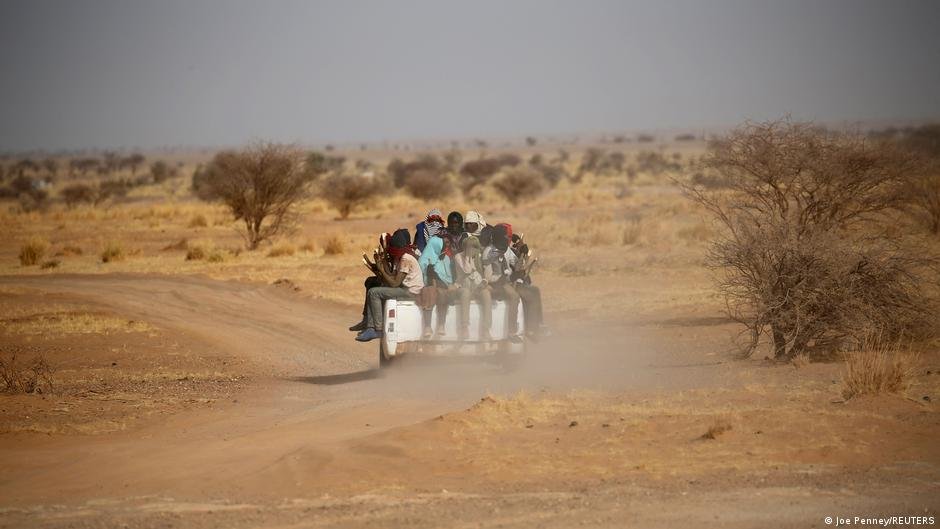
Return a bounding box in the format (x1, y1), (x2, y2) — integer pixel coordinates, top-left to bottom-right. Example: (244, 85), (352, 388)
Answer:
(349, 209), (548, 343)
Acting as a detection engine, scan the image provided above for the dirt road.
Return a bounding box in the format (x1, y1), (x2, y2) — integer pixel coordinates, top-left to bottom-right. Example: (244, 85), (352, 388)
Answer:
(0, 274), (937, 528)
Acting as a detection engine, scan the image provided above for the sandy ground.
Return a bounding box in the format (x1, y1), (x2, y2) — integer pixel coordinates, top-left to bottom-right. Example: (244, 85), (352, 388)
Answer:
(1, 158), (938, 527)
(0, 273), (937, 528)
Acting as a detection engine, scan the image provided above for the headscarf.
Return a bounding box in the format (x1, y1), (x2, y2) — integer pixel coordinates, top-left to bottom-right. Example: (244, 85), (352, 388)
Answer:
(492, 226), (510, 252)
(417, 236), (453, 285)
(423, 208), (444, 243)
(386, 228), (416, 263)
(495, 223), (512, 242)
(464, 210), (486, 236)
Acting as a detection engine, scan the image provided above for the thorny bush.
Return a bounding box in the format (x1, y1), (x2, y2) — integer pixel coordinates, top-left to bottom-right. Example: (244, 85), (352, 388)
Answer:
(682, 119), (936, 360)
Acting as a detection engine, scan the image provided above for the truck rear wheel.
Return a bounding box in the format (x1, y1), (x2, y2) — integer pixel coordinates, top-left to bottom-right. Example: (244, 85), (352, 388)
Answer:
(379, 337), (394, 368)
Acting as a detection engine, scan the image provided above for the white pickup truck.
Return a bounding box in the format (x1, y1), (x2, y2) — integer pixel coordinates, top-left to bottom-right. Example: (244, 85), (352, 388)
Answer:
(378, 299), (526, 367)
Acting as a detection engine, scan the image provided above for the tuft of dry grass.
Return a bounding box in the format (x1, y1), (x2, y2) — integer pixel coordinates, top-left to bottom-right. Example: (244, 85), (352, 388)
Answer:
(790, 353), (810, 369)
(19, 237), (49, 266)
(1, 310), (153, 336)
(185, 240), (227, 262)
(40, 259), (60, 270)
(699, 419), (732, 440)
(621, 220), (642, 246)
(206, 248), (227, 263)
(267, 243), (296, 258)
(188, 214), (208, 228)
(185, 244), (207, 261)
(299, 239), (317, 253)
(841, 342), (918, 400)
(0, 353), (55, 394)
(324, 235), (345, 255)
(100, 241), (126, 263)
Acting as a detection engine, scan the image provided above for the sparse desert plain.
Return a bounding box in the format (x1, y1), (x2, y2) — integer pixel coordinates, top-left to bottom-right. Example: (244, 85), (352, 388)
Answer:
(1, 137), (938, 528)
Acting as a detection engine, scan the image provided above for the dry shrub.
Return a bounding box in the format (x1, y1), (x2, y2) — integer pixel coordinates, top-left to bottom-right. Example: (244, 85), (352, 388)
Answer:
(323, 235), (345, 255)
(206, 249), (227, 263)
(185, 243), (207, 261)
(790, 353), (810, 369)
(532, 163), (567, 187)
(578, 148), (626, 176)
(100, 241), (125, 263)
(897, 124), (940, 235)
(318, 173), (381, 219)
(0, 353), (55, 394)
(699, 420), (732, 440)
(636, 150), (681, 175)
(267, 243), (296, 258)
(491, 167), (546, 205)
(184, 240), (227, 262)
(683, 119), (935, 360)
(841, 340), (917, 399)
(299, 239), (316, 253)
(19, 237), (48, 266)
(387, 154), (444, 188)
(188, 214), (208, 228)
(61, 183), (96, 207)
(40, 259), (60, 270)
(303, 151), (345, 182)
(403, 169), (454, 200)
(198, 143), (309, 249)
(459, 155), (520, 192)
(621, 220), (642, 245)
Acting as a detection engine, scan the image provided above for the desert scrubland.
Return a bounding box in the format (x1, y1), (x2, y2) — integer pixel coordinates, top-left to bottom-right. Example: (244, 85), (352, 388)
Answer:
(0, 126), (938, 528)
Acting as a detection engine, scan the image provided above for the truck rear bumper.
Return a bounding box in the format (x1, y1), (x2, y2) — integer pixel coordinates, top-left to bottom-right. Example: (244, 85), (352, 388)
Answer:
(382, 299), (525, 359)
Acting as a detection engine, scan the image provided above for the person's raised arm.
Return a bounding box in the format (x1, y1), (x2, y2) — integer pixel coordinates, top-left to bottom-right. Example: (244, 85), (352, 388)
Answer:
(374, 250), (406, 287)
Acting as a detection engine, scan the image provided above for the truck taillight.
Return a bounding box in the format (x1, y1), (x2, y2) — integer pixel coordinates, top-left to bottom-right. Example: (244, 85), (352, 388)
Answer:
(388, 309), (395, 318)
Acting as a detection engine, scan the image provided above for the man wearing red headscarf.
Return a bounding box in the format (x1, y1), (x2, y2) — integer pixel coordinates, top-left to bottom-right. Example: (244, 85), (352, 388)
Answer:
(355, 229), (424, 342)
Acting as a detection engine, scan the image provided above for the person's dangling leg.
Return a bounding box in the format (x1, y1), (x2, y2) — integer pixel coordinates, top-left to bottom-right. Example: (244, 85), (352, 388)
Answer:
(501, 283), (520, 335)
(478, 286), (493, 341)
(358, 286), (408, 342)
(457, 287), (471, 340)
(351, 276), (382, 331)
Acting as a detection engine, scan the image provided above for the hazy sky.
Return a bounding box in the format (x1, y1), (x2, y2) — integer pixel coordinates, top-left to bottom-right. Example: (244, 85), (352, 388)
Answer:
(1, 0), (938, 151)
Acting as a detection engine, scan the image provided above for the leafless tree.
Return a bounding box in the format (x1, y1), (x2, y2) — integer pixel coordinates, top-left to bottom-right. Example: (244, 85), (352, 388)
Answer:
(681, 119), (935, 360)
(898, 124), (940, 235)
(202, 143), (309, 249)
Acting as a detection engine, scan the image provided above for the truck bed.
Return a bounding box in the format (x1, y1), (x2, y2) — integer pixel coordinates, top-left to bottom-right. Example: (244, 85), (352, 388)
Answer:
(381, 299), (526, 361)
